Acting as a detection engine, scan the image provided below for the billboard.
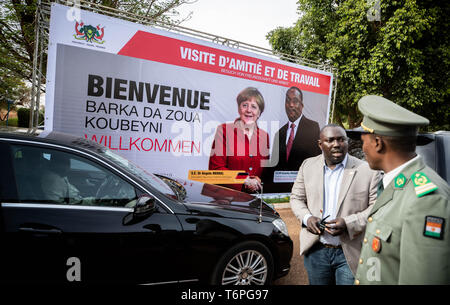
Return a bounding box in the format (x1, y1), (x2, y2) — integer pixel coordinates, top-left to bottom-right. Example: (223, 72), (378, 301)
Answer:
(46, 3), (333, 193)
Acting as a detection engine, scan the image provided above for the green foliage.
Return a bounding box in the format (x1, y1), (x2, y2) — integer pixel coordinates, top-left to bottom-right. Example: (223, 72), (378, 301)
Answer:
(0, 76), (29, 105)
(17, 107), (30, 127)
(84, 1), (193, 24)
(263, 196), (290, 204)
(0, 117), (18, 127)
(16, 107), (43, 127)
(0, 0), (37, 102)
(268, 0), (449, 131)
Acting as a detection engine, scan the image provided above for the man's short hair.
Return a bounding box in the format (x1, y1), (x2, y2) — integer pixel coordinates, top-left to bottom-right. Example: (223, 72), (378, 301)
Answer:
(287, 86), (303, 102)
(320, 123), (346, 135)
(381, 135), (417, 153)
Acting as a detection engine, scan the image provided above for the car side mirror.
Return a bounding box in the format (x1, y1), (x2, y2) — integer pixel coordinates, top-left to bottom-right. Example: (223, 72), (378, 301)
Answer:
(133, 194), (157, 217)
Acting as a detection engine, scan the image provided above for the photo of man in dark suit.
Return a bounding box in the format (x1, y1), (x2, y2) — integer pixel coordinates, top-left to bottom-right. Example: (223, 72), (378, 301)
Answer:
(263, 86), (321, 193)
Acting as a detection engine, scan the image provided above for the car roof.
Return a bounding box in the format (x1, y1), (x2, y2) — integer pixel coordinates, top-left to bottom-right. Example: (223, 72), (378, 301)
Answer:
(0, 127), (106, 155)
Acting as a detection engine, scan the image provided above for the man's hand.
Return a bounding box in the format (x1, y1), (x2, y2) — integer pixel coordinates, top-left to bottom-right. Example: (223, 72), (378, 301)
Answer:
(325, 217), (347, 236)
(306, 216), (322, 235)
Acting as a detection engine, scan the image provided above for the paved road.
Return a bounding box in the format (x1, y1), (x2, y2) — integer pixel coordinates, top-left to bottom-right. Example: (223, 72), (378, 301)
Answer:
(273, 205), (309, 285)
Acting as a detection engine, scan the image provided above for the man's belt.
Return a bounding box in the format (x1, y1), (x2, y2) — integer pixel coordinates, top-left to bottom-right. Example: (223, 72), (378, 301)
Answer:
(321, 243), (342, 249)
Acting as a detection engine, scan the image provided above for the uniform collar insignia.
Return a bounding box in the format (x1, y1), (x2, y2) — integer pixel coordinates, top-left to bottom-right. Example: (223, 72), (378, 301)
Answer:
(394, 173), (406, 189)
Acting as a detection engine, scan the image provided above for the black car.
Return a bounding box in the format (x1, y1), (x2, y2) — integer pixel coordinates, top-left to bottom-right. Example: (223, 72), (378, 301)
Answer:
(347, 129), (450, 184)
(0, 128), (292, 285)
(414, 131), (450, 184)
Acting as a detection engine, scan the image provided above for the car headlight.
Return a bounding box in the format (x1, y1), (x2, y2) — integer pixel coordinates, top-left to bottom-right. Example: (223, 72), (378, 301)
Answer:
(272, 218), (289, 237)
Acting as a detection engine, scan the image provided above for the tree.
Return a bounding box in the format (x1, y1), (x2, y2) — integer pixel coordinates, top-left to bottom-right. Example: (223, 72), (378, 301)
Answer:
(0, 0), (196, 104)
(268, 0), (449, 131)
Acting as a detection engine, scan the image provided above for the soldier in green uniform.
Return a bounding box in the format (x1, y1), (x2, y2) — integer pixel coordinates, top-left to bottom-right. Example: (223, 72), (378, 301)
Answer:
(354, 95), (450, 285)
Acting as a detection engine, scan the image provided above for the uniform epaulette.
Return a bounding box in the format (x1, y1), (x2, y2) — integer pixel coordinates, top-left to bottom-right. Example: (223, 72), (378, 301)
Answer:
(411, 172), (438, 197)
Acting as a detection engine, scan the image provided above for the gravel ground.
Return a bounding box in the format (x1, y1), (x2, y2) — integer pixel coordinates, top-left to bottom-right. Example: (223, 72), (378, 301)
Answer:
(273, 205), (309, 285)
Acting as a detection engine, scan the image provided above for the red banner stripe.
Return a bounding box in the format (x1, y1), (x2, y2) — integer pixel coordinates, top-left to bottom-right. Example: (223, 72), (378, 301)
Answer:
(118, 31), (331, 95)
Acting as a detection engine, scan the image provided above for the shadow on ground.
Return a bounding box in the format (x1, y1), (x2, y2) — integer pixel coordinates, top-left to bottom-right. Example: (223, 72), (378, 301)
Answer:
(273, 207), (309, 285)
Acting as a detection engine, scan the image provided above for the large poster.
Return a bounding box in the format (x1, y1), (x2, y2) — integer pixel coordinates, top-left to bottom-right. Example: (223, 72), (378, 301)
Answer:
(46, 3), (333, 194)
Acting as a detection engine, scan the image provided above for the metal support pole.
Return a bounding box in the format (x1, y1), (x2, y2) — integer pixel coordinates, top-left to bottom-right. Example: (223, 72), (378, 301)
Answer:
(34, 23), (45, 127)
(330, 70), (338, 123)
(29, 0), (42, 128)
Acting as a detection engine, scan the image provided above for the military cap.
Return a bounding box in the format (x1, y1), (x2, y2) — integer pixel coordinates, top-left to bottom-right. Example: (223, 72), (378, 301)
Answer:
(358, 95), (429, 137)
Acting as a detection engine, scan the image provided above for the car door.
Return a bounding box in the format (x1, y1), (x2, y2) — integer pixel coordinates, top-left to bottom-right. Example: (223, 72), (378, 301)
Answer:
(0, 140), (184, 284)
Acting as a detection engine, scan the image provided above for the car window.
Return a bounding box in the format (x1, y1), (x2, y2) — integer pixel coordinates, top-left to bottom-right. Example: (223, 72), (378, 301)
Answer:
(100, 149), (176, 198)
(11, 144), (138, 208)
(70, 158), (102, 172)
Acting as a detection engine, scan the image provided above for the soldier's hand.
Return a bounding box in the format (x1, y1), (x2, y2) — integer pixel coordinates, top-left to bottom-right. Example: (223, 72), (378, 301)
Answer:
(306, 216), (322, 235)
(325, 217), (347, 236)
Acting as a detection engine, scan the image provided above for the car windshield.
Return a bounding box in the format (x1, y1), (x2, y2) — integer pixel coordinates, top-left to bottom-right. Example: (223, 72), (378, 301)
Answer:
(100, 149), (176, 198)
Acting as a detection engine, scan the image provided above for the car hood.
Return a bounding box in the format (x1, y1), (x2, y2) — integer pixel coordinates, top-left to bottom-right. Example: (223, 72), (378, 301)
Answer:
(163, 176), (279, 220)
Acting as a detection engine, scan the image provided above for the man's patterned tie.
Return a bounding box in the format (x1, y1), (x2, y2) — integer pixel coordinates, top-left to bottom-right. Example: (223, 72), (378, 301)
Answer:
(286, 123), (296, 161)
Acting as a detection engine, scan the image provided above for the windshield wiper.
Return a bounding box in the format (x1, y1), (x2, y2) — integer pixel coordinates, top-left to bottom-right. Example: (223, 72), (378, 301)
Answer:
(155, 175), (186, 201)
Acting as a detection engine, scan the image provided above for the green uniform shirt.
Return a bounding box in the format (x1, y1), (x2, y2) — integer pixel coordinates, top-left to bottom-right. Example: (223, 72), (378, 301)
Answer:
(355, 156), (450, 285)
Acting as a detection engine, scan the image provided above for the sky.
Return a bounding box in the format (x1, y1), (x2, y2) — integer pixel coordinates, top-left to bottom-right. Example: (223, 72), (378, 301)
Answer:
(175, 0), (299, 50)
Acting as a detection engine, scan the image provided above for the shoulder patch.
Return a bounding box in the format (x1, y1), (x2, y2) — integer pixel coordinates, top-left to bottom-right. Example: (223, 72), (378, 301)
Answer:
(412, 172), (438, 197)
(394, 173), (406, 188)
